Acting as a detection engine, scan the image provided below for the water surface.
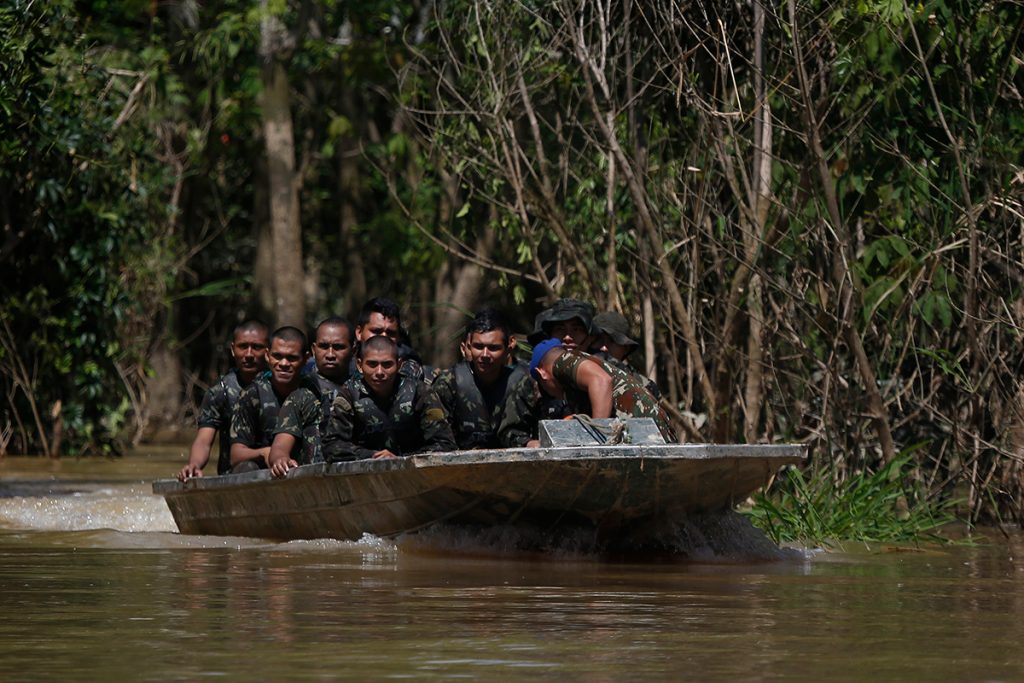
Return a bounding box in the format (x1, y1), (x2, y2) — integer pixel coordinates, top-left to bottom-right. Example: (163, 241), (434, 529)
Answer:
(1, 449), (1021, 681)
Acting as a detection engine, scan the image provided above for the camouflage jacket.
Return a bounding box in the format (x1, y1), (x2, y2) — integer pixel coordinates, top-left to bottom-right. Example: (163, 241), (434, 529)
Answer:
(552, 350), (676, 441)
(434, 361), (527, 449)
(309, 368), (345, 396)
(321, 375), (456, 462)
(273, 383), (334, 465)
(196, 368), (248, 475)
(496, 373), (572, 447)
(592, 352), (662, 399)
(230, 373), (317, 452)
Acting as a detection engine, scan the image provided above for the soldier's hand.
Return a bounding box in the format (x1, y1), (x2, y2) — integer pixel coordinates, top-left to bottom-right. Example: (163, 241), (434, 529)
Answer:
(177, 464), (203, 482)
(525, 439), (540, 448)
(271, 457), (298, 479)
(372, 450), (397, 459)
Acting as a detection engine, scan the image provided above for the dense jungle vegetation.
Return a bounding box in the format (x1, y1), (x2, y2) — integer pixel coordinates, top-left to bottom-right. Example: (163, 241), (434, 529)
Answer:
(1, 0), (1022, 526)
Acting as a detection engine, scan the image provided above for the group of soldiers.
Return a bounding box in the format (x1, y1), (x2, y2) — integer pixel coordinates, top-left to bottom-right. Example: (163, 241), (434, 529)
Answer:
(176, 297), (674, 482)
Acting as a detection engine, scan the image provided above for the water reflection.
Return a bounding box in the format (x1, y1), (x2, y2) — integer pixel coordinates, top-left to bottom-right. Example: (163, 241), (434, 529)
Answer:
(0, 452), (1022, 680)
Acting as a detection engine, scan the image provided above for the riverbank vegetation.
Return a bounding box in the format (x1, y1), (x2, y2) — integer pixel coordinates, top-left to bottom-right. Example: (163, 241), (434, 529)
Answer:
(1, 1), (1021, 527)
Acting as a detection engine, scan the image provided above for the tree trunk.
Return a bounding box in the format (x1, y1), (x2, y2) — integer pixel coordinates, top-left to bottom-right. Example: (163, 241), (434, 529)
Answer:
(260, 5), (305, 327)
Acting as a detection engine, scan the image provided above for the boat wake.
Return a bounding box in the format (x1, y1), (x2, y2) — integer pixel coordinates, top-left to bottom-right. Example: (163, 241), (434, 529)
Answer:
(397, 510), (801, 562)
(0, 482), (177, 534)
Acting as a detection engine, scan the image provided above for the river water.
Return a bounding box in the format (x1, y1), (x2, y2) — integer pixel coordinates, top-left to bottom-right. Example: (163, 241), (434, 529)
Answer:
(1, 448), (1022, 681)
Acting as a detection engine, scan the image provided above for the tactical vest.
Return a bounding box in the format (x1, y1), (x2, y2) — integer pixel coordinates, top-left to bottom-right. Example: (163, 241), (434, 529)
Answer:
(215, 370), (244, 475)
(452, 362), (527, 449)
(255, 377), (283, 445)
(351, 376), (421, 454)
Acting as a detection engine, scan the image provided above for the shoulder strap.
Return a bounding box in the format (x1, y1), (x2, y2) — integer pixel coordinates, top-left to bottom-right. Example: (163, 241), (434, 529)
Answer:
(454, 362), (489, 425)
(255, 378), (281, 441)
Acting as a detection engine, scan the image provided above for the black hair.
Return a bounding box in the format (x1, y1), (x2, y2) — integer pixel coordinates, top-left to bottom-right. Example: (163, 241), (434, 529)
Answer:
(358, 334), (399, 359)
(315, 316), (355, 344)
(233, 318), (269, 341)
(465, 307), (512, 343)
(271, 326), (308, 348)
(357, 297), (401, 327)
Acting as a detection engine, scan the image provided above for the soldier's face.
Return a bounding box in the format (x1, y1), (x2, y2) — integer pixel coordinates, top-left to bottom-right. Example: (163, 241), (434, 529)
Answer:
(548, 318), (590, 351)
(466, 330), (511, 383)
(266, 338), (306, 387)
(598, 334), (630, 361)
(356, 313), (399, 343)
(313, 324), (353, 377)
(231, 330), (268, 374)
(358, 348), (400, 399)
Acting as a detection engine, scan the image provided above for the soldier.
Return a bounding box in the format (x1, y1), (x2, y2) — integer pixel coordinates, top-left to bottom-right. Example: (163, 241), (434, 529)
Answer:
(499, 298), (597, 448)
(267, 317), (355, 478)
(321, 335), (455, 462)
(590, 311), (661, 399)
(177, 319), (269, 481)
(351, 297), (433, 383)
(229, 326), (312, 473)
(529, 338), (676, 442)
(433, 308), (526, 449)
(309, 316), (355, 392)
(526, 298), (596, 351)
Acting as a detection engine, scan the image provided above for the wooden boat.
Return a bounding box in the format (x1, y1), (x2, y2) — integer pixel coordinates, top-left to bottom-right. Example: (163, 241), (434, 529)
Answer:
(153, 420), (804, 543)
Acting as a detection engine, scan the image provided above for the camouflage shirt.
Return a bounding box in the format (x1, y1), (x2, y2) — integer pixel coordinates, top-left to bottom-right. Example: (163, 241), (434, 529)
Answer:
(273, 385), (332, 465)
(196, 368), (249, 475)
(321, 375), (456, 462)
(434, 361), (527, 449)
(552, 350), (676, 441)
(497, 373), (572, 447)
(592, 352), (662, 399)
(230, 373), (318, 453)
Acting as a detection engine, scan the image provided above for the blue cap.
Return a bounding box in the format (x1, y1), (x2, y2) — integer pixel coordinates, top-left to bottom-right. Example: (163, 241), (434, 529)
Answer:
(530, 338), (563, 380)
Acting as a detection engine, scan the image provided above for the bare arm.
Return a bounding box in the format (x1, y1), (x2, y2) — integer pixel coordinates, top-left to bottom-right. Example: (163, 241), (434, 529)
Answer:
(178, 426), (216, 481)
(268, 433), (298, 478)
(575, 359), (614, 418)
(230, 442), (271, 467)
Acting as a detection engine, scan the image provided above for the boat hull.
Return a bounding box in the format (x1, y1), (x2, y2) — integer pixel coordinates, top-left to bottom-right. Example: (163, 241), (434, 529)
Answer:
(153, 445), (804, 542)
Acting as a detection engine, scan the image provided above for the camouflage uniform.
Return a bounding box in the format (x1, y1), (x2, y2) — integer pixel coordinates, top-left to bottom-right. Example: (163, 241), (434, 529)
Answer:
(497, 372), (572, 447)
(230, 373), (318, 468)
(196, 368), (250, 475)
(321, 375), (456, 462)
(434, 361), (527, 449)
(552, 349), (676, 441)
(592, 352), (662, 400)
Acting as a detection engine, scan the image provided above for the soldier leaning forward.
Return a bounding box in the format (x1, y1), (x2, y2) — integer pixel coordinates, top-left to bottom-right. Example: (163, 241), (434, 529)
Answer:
(530, 340), (676, 442)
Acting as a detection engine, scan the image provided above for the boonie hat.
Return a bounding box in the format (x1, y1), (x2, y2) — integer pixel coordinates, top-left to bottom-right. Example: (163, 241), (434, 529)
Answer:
(592, 311), (639, 348)
(529, 338), (563, 380)
(527, 299), (596, 345)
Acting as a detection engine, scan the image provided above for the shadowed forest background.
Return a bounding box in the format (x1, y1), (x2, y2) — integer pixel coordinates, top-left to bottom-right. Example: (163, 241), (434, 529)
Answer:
(1, 0), (1022, 525)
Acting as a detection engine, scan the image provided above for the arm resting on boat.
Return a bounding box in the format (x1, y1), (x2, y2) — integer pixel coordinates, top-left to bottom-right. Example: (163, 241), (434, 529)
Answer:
(269, 433), (299, 477)
(178, 426), (215, 481)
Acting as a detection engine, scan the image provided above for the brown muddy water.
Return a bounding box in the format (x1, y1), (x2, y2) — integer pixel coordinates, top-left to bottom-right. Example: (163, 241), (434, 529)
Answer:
(1, 447), (1023, 681)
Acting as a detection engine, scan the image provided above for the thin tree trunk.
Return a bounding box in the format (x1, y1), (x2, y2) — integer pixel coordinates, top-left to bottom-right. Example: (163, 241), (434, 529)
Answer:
(260, 5), (305, 327)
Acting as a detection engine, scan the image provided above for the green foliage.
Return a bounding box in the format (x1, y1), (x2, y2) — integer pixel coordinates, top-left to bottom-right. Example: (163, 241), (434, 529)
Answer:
(746, 454), (959, 547)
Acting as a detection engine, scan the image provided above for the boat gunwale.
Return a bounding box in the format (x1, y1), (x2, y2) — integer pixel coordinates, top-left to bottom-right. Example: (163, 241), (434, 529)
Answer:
(152, 444), (806, 495)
